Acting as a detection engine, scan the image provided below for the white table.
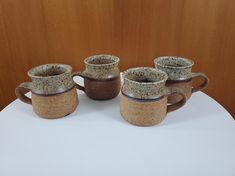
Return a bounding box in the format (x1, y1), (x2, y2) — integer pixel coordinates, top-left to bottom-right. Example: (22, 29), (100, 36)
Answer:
(0, 77), (235, 176)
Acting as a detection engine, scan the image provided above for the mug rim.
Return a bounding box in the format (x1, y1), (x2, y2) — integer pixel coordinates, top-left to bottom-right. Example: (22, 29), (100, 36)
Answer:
(154, 56), (194, 69)
(123, 67), (168, 85)
(27, 64), (72, 78)
(84, 54), (120, 67)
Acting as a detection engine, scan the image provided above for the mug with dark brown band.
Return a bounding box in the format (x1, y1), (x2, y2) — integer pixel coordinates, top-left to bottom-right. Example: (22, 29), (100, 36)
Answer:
(72, 55), (121, 100)
(154, 56), (209, 103)
(15, 64), (79, 119)
(120, 67), (187, 126)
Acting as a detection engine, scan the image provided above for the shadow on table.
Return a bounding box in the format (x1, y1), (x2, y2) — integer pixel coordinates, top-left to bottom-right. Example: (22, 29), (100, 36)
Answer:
(162, 98), (214, 126)
(15, 92), (214, 127)
(69, 94), (126, 124)
(70, 93), (214, 127)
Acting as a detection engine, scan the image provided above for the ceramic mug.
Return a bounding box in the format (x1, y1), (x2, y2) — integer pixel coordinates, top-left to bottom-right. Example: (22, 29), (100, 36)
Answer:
(15, 64), (79, 119)
(72, 55), (121, 100)
(120, 67), (187, 126)
(154, 56), (209, 103)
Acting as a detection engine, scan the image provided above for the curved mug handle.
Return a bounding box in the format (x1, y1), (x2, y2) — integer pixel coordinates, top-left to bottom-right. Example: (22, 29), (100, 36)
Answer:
(191, 72), (209, 93)
(15, 82), (32, 105)
(166, 87), (187, 113)
(72, 72), (86, 91)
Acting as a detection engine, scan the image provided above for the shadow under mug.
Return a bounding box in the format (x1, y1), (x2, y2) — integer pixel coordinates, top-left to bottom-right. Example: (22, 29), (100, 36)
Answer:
(120, 67), (187, 126)
(154, 56), (209, 103)
(72, 55), (121, 100)
(15, 64), (78, 119)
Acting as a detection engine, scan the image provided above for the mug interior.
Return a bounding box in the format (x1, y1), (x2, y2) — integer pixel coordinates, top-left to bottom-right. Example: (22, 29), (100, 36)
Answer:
(84, 55), (119, 66)
(124, 67), (168, 83)
(156, 57), (194, 68)
(28, 64), (71, 77)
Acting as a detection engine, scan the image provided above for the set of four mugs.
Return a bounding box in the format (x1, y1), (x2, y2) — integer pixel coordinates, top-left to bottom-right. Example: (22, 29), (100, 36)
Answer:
(16, 55), (209, 126)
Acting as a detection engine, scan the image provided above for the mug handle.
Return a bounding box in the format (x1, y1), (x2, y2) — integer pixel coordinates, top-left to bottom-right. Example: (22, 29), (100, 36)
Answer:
(72, 72), (85, 91)
(166, 87), (187, 113)
(15, 82), (32, 105)
(191, 72), (209, 93)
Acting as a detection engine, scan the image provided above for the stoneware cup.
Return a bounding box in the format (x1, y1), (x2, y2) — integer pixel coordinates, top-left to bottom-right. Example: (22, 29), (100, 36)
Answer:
(72, 55), (121, 100)
(120, 67), (187, 126)
(154, 56), (209, 103)
(15, 64), (79, 119)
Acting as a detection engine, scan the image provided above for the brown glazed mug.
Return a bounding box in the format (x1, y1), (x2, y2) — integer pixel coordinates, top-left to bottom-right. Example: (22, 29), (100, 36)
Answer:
(72, 55), (121, 100)
(154, 56), (209, 103)
(15, 64), (78, 119)
(120, 67), (187, 126)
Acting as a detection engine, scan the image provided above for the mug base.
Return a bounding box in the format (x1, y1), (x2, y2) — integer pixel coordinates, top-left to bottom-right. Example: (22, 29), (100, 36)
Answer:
(87, 93), (119, 100)
(85, 76), (121, 100)
(32, 86), (78, 119)
(120, 94), (167, 126)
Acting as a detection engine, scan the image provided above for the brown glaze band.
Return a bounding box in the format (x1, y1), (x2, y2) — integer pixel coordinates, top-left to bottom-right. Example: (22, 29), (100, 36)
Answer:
(122, 87), (186, 113)
(121, 92), (164, 102)
(16, 84), (77, 104)
(166, 72), (208, 93)
(72, 72), (118, 82)
(166, 78), (192, 83)
(72, 72), (121, 100)
(32, 85), (76, 96)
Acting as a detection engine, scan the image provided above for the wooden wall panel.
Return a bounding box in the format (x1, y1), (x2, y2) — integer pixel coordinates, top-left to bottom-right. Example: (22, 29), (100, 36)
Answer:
(0, 0), (234, 117)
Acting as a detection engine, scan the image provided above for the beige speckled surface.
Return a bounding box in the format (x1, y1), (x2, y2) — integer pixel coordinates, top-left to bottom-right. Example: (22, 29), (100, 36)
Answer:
(32, 86), (78, 119)
(120, 94), (167, 126)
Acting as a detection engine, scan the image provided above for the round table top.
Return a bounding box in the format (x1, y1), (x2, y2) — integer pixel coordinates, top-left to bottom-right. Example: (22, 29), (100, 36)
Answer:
(1, 77), (235, 176)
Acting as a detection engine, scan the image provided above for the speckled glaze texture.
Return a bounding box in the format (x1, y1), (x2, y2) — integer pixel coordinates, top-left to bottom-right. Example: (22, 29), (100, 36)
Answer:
(83, 55), (120, 80)
(122, 67), (169, 99)
(15, 64), (79, 118)
(154, 56), (194, 81)
(154, 56), (209, 103)
(72, 54), (121, 100)
(15, 64), (78, 119)
(28, 64), (75, 95)
(120, 67), (187, 126)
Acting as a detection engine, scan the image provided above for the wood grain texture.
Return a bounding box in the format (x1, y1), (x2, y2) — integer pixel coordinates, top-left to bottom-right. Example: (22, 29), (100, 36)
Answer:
(0, 0), (234, 117)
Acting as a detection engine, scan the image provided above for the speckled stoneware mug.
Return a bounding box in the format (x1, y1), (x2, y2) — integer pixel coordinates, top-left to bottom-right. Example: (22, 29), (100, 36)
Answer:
(154, 56), (209, 103)
(15, 64), (78, 119)
(72, 55), (121, 100)
(120, 67), (187, 126)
